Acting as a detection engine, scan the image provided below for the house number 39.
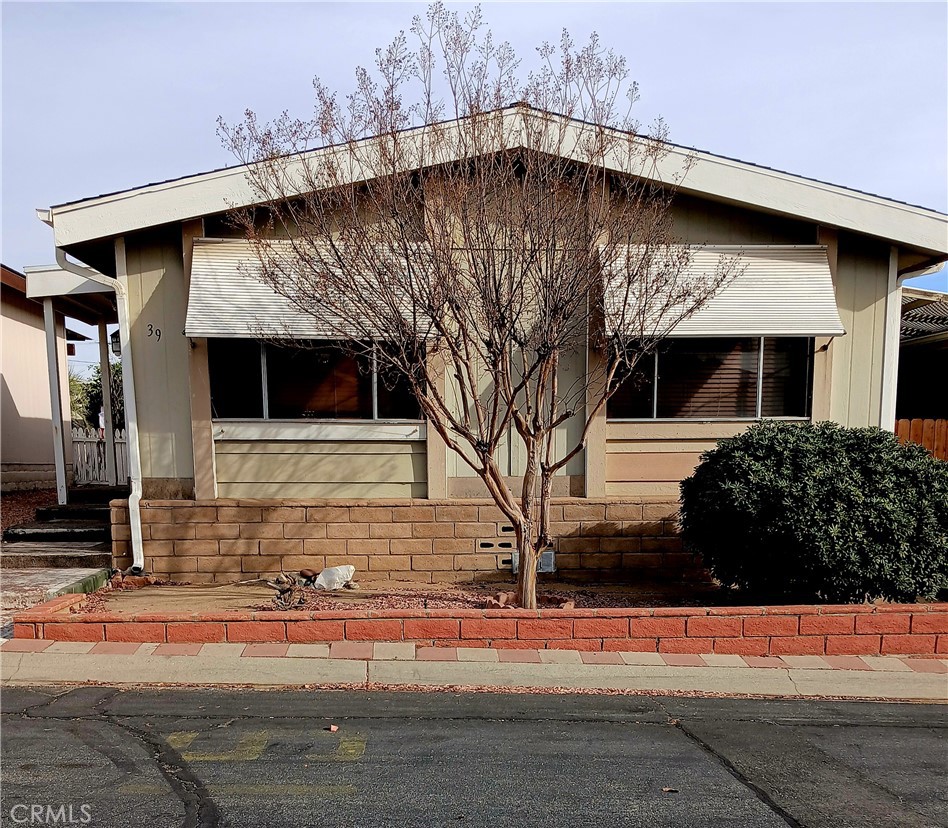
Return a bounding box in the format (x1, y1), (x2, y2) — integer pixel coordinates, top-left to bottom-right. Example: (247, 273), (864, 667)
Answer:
(147, 324), (162, 341)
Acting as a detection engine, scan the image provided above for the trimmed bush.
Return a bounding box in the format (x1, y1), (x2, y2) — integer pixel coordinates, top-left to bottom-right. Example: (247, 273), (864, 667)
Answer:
(679, 422), (948, 603)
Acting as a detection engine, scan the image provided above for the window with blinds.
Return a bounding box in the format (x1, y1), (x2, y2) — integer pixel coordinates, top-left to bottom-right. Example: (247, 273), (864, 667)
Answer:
(207, 339), (421, 420)
(266, 345), (373, 419)
(607, 337), (812, 420)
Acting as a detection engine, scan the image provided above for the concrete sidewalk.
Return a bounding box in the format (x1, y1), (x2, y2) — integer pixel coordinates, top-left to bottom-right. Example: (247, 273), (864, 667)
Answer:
(2, 639), (946, 701)
(0, 565), (108, 637)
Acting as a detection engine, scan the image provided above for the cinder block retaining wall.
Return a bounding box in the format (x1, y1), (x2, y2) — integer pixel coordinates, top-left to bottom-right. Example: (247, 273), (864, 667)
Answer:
(14, 595), (948, 656)
(110, 498), (690, 583)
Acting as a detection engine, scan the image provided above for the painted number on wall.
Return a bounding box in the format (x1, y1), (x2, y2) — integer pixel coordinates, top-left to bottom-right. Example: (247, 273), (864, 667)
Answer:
(147, 324), (162, 341)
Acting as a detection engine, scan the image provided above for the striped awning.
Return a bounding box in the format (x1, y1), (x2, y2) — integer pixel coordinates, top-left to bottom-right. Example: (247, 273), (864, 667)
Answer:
(605, 245), (845, 338)
(185, 238), (344, 338)
(184, 237), (429, 339)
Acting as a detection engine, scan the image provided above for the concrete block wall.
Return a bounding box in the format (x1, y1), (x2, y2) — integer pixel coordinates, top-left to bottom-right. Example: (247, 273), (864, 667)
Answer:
(110, 498), (693, 584)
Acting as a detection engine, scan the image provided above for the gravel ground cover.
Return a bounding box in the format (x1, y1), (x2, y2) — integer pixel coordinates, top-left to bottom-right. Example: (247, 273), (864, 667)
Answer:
(1, 489), (56, 531)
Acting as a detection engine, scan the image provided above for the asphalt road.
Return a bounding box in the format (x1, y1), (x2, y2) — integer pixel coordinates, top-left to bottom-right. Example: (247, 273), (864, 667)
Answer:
(1, 688), (945, 828)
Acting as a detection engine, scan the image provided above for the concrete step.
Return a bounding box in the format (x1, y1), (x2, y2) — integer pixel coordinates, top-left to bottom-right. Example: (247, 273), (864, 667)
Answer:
(2, 521), (111, 544)
(0, 542), (112, 570)
(67, 485), (129, 505)
(35, 504), (110, 524)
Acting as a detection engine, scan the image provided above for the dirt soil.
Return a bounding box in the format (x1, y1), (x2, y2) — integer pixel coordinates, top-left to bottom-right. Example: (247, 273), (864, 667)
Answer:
(76, 578), (726, 615)
(1, 489), (57, 531)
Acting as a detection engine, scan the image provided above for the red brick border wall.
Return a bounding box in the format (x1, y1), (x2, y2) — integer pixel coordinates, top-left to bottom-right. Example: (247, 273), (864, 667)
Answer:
(110, 498), (690, 583)
(15, 595), (948, 656)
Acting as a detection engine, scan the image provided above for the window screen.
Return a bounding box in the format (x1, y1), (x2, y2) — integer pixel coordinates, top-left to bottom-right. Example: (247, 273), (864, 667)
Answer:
(761, 338), (811, 418)
(208, 338), (263, 419)
(607, 354), (655, 419)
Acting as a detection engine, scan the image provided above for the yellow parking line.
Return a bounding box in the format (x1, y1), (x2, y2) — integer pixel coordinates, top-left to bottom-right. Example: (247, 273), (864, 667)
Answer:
(166, 731), (198, 751)
(306, 734), (367, 762)
(167, 730), (270, 762)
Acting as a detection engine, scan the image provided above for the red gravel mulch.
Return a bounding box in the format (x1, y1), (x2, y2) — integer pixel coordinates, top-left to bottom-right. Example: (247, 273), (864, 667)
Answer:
(1, 489), (57, 531)
(253, 583), (718, 612)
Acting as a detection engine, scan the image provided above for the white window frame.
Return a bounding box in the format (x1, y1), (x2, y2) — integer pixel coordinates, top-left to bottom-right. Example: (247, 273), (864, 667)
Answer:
(608, 336), (814, 423)
(210, 339), (425, 425)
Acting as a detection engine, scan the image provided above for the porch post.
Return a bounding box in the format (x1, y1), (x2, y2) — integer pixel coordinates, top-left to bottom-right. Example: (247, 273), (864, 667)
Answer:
(43, 298), (68, 504)
(98, 318), (117, 485)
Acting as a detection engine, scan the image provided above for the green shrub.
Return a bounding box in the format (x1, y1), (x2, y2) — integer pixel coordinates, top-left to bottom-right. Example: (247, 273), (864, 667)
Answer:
(679, 421), (948, 603)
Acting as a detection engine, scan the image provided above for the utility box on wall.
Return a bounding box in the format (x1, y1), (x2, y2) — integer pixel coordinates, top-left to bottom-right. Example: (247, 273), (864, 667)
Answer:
(509, 549), (557, 575)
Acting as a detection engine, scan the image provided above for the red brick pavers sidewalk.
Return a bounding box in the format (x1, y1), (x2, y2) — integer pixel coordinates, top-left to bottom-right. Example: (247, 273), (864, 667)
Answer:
(2, 639), (945, 701)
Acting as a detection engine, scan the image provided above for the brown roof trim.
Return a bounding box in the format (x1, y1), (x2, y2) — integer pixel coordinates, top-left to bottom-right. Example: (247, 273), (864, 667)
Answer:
(1, 264), (28, 296)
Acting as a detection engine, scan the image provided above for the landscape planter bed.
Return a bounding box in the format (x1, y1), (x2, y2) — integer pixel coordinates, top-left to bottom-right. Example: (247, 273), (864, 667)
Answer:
(13, 594), (948, 656)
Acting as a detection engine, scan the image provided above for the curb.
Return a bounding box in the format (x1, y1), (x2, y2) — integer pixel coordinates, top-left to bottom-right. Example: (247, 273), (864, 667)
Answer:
(13, 595), (948, 658)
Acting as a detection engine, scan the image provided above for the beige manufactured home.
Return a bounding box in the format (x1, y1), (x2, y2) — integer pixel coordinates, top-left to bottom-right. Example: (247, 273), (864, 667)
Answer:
(30, 107), (948, 583)
(1, 264), (73, 492)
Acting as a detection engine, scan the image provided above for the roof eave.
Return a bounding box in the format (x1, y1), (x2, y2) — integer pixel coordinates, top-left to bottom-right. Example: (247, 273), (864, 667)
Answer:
(43, 107), (948, 257)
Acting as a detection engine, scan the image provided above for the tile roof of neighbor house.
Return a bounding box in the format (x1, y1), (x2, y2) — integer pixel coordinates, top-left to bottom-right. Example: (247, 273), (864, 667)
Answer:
(901, 288), (948, 342)
(40, 105), (948, 256)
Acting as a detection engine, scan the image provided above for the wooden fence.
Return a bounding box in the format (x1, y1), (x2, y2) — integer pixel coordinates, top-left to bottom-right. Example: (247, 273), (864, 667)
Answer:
(72, 428), (129, 485)
(895, 419), (948, 461)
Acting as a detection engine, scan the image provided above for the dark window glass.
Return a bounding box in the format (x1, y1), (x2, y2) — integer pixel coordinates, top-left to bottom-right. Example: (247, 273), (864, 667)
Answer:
(377, 363), (422, 419)
(607, 353), (655, 419)
(208, 338), (263, 418)
(657, 338), (759, 418)
(761, 338), (811, 417)
(266, 343), (373, 419)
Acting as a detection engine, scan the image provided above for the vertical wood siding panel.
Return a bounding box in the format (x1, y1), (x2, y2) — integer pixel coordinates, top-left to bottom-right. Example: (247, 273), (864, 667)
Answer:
(125, 229), (194, 483)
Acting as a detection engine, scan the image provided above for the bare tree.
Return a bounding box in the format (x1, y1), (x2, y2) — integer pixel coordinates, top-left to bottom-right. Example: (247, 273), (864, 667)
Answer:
(220, 3), (734, 609)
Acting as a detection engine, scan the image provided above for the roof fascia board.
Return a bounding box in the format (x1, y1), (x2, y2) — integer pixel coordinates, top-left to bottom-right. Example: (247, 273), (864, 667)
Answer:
(552, 115), (947, 255)
(47, 108), (947, 255)
(24, 265), (115, 300)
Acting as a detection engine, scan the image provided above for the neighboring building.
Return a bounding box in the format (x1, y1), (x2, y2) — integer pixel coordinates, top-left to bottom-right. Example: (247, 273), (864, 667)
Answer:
(29, 107), (948, 582)
(0, 264), (72, 491)
(897, 286), (948, 420)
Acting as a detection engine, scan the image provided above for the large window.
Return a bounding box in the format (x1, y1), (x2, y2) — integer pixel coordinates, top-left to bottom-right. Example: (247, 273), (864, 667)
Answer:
(208, 339), (422, 420)
(608, 337), (812, 420)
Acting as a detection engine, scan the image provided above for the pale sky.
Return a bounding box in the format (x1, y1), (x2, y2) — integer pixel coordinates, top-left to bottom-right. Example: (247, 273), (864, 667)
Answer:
(2, 2), (946, 370)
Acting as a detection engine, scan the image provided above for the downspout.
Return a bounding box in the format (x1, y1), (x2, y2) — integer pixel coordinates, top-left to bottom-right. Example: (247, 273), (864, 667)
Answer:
(55, 248), (145, 574)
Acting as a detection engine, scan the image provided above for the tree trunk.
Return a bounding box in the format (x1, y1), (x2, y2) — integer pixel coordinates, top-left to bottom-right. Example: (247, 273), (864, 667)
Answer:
(515, 521), (539, 610)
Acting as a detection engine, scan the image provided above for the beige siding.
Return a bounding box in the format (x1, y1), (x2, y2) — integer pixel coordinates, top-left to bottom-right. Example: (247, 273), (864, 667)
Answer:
(128, 194), (891, 502)
(605, 422), (751, 497)
(446, 343), (586, 481)
(828, 235), (890, 427)
(214, 440), (426, 498)
(122, 228), (195, 493)
(671, 195), (815, 245)
(0, 293), (70, 470)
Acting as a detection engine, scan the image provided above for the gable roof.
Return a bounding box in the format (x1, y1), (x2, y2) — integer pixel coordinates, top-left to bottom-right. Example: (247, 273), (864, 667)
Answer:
(40, 105), (948, 256)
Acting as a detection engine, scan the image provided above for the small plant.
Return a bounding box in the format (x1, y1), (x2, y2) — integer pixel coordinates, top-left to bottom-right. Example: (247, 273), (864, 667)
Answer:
(679, 421), (948, 603)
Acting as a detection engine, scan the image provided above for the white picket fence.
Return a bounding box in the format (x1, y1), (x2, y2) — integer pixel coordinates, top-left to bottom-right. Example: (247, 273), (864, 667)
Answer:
(72, 427), (129, 485)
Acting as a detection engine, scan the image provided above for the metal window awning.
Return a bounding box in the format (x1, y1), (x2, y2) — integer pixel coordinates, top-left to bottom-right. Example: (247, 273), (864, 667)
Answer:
(185, 237), (431, 339)
(605, 245), (845, 338)
(185, 238), (344, 339)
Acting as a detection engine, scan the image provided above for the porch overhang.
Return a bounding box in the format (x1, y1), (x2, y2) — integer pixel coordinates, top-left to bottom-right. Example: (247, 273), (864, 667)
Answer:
(24, 264), (117, 326)
(23, 263), (119, 504)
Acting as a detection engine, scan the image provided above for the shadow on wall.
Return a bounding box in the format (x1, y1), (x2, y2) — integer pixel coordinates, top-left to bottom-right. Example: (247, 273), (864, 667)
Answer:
(1, 376), (57, 466)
